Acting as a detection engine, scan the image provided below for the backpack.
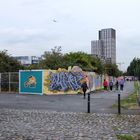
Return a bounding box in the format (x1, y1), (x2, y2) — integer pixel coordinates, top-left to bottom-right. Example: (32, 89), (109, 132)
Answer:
(81, 82), (88, 90)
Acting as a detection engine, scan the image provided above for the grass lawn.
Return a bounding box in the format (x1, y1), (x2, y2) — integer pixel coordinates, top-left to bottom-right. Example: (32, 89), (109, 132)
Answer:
(112, 81), (140, 109)
(116, 134), (135, 140)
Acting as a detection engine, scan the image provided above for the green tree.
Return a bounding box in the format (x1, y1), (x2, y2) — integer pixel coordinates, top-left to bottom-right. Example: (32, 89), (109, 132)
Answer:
(63, 52), (104, 73)
(127, 58), (140, 80)
(0, 50), (24, 72)
(39, 46), (64, 69)
(39, 47), (104, 73)
(104, 63), (122, 77)
(26, 64), (40, 70)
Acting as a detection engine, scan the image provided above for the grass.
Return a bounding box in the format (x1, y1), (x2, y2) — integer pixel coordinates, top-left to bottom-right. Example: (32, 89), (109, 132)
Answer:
(112, 81), (140, 109)
(116, 133), (140, 140)
(116, 134), (135, 140)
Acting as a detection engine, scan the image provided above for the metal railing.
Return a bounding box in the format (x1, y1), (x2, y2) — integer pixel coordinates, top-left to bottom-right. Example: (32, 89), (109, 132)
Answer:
(0, 72), (19, 93)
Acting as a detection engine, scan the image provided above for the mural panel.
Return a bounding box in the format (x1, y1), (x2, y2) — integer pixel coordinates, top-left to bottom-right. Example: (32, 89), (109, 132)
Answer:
(19, 70), (43, 95)
(43, 69), (85, 94)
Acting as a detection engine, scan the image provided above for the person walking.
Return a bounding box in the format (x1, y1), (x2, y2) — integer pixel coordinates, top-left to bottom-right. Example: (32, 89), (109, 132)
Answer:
(115, 80), (119, 90)
(81, 81), (88, 99)
(109, 80), (113, 91)
(103, 79), (108, 90)
(119, 79), (124, 91)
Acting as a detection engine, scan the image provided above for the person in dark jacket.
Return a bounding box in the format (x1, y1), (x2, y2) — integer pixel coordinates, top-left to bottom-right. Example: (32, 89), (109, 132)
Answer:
(81, 81), (88, 99)
(115, 80), (119, 90)
(109, 80), (113, 91)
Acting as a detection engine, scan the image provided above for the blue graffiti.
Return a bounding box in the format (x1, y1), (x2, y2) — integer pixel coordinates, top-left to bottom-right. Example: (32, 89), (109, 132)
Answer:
(49, 72), (84, 91)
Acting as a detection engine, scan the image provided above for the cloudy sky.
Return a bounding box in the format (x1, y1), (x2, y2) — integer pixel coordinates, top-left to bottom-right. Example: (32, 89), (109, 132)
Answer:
(0, 0), (140, 71)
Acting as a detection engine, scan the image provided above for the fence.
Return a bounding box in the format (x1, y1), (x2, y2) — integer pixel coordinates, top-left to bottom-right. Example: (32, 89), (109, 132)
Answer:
(0, 70), (105, 94)
(0, 72), (19, 93)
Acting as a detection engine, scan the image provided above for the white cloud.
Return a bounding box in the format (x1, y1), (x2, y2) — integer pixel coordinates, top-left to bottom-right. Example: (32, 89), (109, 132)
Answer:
(0, 0), (140, 70)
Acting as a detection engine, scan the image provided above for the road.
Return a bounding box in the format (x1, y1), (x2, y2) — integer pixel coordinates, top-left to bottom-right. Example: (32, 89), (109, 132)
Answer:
(0, 81), (139, 114)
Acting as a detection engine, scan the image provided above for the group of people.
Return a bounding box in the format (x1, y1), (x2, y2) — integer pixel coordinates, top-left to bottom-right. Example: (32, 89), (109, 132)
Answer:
(81, 76), (125, 99)
(103, 78), (125, 91)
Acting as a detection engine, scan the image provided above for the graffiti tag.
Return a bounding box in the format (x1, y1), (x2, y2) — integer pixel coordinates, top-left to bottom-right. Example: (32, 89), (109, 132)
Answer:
(49, 72), (84, 91)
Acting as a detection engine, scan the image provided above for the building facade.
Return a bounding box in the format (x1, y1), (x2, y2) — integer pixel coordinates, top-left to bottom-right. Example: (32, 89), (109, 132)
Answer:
(91, 28), (116, 64)
(14, 56), (41, 66)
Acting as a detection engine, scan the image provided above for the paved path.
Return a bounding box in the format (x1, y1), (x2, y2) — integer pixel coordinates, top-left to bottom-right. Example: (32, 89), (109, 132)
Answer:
(0, 81), (139, 114)
(0, 109), (140, 140)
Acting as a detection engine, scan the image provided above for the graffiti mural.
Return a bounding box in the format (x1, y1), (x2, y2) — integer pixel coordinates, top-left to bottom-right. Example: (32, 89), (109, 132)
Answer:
(24, 75), (36, 88)
(87, 72), (95, 91)
(49, 71), (84, 91)
(43, 69), (105, 94)
(19, 67), (108, 95)
(19, 70), (43, 95)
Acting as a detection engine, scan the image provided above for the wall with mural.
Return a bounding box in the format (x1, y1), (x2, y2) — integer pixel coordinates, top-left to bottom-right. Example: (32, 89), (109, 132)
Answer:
(43, 66), (86, 94)
(19, 70), (43, 95)
(19, 66), (106, 95)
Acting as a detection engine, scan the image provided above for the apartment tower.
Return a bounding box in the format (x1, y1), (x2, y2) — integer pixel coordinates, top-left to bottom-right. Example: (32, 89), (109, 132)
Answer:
(91, 28), (116, 63)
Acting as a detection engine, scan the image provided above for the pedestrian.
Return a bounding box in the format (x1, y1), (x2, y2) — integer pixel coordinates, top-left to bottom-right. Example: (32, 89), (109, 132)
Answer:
(81, 81), (88, 99)
(119, 79), (124, 91)
(115, 80), (119, 90)
(109, 80), (113, 91)
(103, 79), (108, 90)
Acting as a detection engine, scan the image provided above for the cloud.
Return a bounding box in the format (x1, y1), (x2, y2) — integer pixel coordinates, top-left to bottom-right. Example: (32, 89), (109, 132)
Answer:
(0, 0), (140, 71)
(116, 29), (140, 70)
(0, 27), (64, 45)
(20, 0), (46, 6)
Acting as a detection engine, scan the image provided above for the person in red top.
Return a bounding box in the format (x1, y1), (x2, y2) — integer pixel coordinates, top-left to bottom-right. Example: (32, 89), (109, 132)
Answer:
(103, 79), (108, 90)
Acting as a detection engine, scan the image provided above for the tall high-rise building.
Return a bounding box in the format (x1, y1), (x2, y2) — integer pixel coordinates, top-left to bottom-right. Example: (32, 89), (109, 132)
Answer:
(91, 28), (116, 63)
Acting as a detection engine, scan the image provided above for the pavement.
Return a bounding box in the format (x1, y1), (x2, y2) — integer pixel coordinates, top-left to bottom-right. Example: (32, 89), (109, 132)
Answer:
(0, 109), (140, 140)
(0, 81), (139, 114)
(0, 81), (140, 139)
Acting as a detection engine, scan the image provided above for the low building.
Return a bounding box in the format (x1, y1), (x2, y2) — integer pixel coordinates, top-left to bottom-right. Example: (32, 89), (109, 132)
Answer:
(14, 56), (41, 66)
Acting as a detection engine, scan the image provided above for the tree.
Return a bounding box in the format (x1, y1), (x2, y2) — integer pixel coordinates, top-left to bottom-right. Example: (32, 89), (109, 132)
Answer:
(63, 52), (104, 73)
(39, 47), (104, 73)
(104, 63), (122, 77)
(0, 50), (24, 73)
(127, 58), (140, 80)
(39, 46), (64, 69)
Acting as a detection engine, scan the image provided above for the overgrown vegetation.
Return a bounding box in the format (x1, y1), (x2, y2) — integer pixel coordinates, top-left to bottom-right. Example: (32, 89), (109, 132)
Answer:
(0, 50), (24, 72)
(121, 81), (139, 109)
(116, 134), (135, 140)
(0, 46), (123, 76)
(112, 81), (140, 109)
(127, 58), (140, 80)
(36, 46), (122, 75)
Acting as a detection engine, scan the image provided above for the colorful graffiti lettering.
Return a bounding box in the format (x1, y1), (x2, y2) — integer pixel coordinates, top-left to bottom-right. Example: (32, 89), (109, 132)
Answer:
(49, 71), (84, 91)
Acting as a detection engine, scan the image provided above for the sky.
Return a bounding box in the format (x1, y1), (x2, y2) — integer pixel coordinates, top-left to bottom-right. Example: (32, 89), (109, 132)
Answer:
(0, 0), (140, 71)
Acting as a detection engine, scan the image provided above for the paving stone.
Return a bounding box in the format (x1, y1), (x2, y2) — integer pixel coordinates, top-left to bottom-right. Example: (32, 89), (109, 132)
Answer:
(0, 109), (139, 139)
